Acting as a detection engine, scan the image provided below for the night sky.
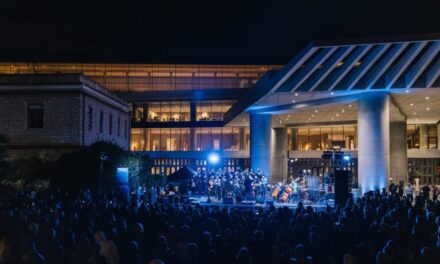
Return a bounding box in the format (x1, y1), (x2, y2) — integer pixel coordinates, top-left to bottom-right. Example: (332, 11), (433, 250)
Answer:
(1, 0), (439, 64)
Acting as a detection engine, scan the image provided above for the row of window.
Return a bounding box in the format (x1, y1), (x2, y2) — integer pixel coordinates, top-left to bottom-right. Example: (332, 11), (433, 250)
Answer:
(27, 103), (129, 141)
(1, 63), (276, 92)
(195, 101), (233, 121)
(131, 124), (439, 152)
(131, 127), (250, 151)
(132, 100), (234, 123)
(87, 106), (128, 139)
(289, 125), (358, 151)
(408, 158), (440, 184)
(288, 124), (440, 151)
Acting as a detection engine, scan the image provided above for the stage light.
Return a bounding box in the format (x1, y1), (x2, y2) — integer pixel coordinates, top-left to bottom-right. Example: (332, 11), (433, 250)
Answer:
(343, 155), (351, 161)
(208, 153), (220, 165)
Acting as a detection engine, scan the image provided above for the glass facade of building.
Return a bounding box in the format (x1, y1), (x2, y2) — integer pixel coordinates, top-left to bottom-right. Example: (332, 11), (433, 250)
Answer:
(132, 100), (235, 123)
(0, 63), (278, 92)
(196, 101), (234, 121)
(130, 98), (248, 153)
(408, 158), (440, 184)
(149, 102), (191, 122)
(288, 125), (357, 151)
(131, 127), (250, 152)
(407, 124), (438, 149)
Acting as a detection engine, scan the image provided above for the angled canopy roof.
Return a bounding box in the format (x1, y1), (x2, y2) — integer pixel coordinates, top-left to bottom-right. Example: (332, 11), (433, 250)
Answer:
(224, 34), (440, 123)
(278, 34), (440, 93)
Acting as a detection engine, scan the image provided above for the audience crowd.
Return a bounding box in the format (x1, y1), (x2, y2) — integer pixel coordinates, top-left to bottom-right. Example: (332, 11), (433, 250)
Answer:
(0, 186), (440, 264)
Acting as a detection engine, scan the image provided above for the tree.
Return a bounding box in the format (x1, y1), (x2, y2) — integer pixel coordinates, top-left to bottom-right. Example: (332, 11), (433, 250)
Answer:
(49, 141), (151, 192)
(12, 157), (45, 185)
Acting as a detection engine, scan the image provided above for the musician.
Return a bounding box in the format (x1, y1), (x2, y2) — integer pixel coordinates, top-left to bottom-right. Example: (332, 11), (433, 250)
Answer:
(190, 178), (196, 194)
(214, 176), (222, 200)
(196, 173), (203, 195)
(187, 168), (270, 202)
(244, 175), (254, 200)
(202, 173), (209, 195)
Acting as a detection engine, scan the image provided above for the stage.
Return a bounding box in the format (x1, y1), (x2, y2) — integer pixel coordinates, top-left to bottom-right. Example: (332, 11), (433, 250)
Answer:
(185, 195), (334, 210)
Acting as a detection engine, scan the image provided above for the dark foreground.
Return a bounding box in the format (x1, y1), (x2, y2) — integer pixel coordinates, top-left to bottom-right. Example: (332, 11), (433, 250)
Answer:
(0, 188), (439, 264)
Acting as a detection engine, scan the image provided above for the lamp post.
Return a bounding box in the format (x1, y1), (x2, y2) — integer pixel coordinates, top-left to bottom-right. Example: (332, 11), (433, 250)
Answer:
(99, 152), (108, 196)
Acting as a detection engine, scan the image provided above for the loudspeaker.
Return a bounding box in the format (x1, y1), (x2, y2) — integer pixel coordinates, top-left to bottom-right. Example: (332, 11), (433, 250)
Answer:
(335, 170), (350, 205)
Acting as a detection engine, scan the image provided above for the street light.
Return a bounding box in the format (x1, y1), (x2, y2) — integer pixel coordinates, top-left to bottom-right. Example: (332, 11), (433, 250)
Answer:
(99, 152), (108, 195)
(208, 152), (220, 165)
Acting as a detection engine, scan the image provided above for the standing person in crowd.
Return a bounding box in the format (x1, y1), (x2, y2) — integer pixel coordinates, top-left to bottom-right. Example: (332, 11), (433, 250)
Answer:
(405, 182), (414, 202)
(398, 180), (404, 197)
(94, 231), (120, 264)
(422, 183), (431, 200)
(388, 181), (397, 195)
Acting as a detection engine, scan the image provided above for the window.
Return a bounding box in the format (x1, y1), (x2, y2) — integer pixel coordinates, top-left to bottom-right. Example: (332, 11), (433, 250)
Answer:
(297, 128), (309, 150)
(321, 127), (332, 149)
(428, 125), (437, 149)
(212, 127), (222, 151)
(147, 101), (191, 122)
(291, 125), (358, 151)
(133, 105), (144, 122)
(344, 126), (357, 149)
(99, 111), (104, 133)
(310, 127), (321, 150)
(196, 100), (235, 121)
(117, 117), (121, 137)
(130, 128), (142, 151)
(161, 102), (171, 122)
(407, 124), (438, 149)
(130, 127), (249, 152)
(28, 104), (43, 128)
(149, 102), (161, 121)
(181, 128), (190, 151)
(150, 128), (160, 151)
(109, 114), (113, 135)
(332, 127), (344, 149)
(88, 106), (93, 131)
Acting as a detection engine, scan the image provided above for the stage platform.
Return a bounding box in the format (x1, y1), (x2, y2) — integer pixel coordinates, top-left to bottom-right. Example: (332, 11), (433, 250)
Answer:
(185, 195), (333, 211)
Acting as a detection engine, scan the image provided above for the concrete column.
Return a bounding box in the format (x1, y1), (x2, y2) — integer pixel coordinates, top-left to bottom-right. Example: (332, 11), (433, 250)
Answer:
(143, 104), (149, 122)
(250, 113), (272, 179)
(190, 102), (197, 121)
(271, 128), (288, 183)
(290, 128), (297, 151)
(357, 93), (390, 194)
(239, 127), (246, 150)
(390, 121), (408, 184)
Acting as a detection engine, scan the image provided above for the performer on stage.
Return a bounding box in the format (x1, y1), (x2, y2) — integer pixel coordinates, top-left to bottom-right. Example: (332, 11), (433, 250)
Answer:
(244, 175), (253, 200)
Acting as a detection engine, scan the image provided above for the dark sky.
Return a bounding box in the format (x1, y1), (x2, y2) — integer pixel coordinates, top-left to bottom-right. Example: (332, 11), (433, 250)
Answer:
(1, 0), (439, 64)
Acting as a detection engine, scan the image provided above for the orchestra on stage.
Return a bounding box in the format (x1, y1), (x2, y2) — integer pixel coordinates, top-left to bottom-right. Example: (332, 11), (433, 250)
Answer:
(186, 168), (335, 204)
